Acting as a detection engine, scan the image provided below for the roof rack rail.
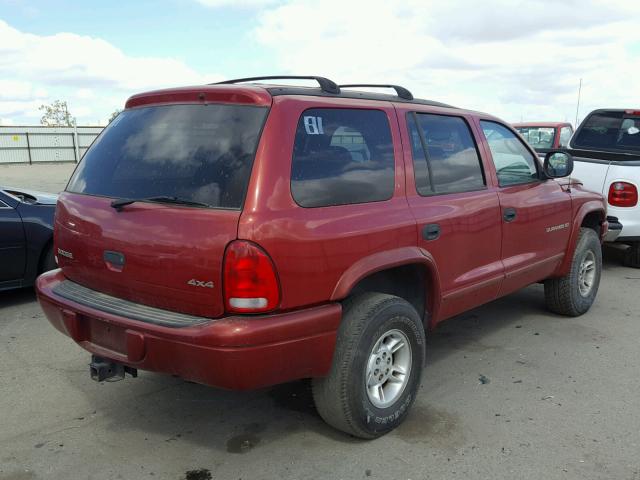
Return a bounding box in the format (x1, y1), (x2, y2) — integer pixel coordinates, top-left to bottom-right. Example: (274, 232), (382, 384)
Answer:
(338, 84), (414, 101)
(214, 76), (340, 94)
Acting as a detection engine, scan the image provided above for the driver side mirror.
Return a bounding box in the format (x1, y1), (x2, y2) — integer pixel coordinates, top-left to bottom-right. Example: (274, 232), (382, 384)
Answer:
(544, 150), (574, 178)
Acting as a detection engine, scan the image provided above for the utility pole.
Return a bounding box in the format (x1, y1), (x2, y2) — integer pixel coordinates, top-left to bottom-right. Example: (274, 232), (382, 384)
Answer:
(574, 78), (582, 127)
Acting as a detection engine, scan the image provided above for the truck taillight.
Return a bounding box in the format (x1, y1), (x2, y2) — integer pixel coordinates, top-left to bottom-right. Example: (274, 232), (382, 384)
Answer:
(608, 182), (638, 207)
(223, 240), (280, 313)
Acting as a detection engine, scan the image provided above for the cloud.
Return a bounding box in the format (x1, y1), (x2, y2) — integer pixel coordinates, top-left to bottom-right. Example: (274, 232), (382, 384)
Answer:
(254, 0), (640, 123)
(0, 20), (222, 124)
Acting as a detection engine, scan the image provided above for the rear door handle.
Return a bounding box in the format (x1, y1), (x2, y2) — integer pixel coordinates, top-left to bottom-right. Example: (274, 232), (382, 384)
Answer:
(503, 208), (517, 222)
(422, 223), (441, 241)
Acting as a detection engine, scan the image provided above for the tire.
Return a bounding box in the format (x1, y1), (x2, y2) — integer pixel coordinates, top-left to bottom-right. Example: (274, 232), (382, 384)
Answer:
(624, 242), (640, 268)
(544, 228), (602, 316)
(40, 245), (57, 273)
(312, 293), (426, 439)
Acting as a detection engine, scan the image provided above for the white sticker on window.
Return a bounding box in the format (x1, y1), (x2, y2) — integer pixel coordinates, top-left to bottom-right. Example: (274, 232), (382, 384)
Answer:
(628, 126), (640, 135)
(304, 116), (324, 135)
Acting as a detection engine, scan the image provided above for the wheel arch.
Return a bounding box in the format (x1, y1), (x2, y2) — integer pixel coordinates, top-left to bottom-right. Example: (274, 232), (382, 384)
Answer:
(557, 202), (605, 276)
(330, 247), (441, 328)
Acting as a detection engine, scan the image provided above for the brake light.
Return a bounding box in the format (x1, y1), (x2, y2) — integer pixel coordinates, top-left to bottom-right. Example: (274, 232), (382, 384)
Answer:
(624, 110), (640, 116)
(608, 182), (638, 207)
(223, 240), (280, 313)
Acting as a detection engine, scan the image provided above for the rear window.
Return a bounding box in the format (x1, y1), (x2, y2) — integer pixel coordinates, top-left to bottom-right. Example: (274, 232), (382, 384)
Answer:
(67, 104), (268, 209)
(514, 126), (556, 149)
(573, 110), (640, 153)
(291, 108), (395, 208)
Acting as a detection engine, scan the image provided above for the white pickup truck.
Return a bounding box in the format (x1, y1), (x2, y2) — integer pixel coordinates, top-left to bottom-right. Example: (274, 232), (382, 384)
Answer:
(568, 109), (640, 267)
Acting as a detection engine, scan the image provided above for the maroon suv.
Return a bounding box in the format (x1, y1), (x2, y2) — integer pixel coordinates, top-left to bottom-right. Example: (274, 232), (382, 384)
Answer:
(37, 76), (607, 438)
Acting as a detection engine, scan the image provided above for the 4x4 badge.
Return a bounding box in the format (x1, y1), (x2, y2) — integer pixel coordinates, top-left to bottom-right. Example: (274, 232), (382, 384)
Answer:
(187, 279), (214, 288)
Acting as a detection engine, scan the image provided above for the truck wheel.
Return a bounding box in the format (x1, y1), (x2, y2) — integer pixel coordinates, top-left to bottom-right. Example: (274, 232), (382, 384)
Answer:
(544, 228), (602, 316)
(624, 242), (640, 268)
(312, 293), (425, 439)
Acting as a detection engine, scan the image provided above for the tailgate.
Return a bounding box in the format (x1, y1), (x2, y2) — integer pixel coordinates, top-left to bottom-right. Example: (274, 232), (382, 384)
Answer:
(55, 192), (238, 318)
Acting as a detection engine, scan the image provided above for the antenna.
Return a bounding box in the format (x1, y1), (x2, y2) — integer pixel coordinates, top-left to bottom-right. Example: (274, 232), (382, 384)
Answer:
(574, 78), (582, 127)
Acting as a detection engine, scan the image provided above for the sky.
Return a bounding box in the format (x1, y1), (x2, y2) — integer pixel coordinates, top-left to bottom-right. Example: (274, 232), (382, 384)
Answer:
(1, 0), (639, 126)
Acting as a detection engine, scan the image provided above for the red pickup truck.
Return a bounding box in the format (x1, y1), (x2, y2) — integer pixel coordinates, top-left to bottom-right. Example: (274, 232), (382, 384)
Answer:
(37, 76), (607, 439)
(513, 122), (574, 157)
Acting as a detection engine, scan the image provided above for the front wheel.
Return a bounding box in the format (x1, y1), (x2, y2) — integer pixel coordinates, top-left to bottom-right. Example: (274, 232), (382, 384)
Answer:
(312, 293), (426, 439)
(544, 228), (602, 316)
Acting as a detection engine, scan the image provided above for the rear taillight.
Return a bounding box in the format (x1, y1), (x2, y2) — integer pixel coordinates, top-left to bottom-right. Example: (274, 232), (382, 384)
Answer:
(223, 240), (280, 313)
(608, 182), (638, 207)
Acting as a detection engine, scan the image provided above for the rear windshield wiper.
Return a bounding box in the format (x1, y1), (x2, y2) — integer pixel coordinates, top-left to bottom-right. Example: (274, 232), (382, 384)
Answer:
(110, 196), (210, 211)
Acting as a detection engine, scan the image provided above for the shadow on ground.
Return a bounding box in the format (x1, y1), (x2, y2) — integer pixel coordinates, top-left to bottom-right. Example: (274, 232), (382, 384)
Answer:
(0, 287), (36, 311)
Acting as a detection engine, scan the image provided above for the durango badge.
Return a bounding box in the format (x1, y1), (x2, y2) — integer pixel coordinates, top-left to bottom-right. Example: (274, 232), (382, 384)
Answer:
(546, 222), (570, 233)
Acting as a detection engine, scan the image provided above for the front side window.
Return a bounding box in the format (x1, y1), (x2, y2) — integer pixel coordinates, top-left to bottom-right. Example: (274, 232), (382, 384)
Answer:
(291, 109), (395, 207)
(67, 104), (268, 209)
(481, 121), (539, 187)
(514, 126), (556, 149)
(408, 113), (485, 195)
(559, 126), (573, 147)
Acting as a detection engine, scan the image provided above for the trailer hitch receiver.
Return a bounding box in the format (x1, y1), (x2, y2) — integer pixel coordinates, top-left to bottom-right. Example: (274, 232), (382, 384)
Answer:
(90, 355), (137, 382)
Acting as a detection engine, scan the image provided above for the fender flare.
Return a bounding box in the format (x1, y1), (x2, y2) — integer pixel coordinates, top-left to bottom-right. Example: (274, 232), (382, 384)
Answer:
(330, 246), (442, 326)
(557, 202), (605, 276)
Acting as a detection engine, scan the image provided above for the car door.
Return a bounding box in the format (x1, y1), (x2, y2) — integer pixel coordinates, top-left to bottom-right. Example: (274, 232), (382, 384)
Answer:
(478, 120), (572, 296)
(0, 193), (27, 283)
(401, 110), (504, 323)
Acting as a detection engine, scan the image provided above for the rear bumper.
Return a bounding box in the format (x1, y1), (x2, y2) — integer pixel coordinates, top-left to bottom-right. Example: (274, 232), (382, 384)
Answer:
(36, 270), (342, 390)
(605, 216), (623, 242)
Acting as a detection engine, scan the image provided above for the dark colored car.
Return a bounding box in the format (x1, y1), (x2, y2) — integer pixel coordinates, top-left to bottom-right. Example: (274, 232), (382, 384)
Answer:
(513, 122), (574, 158)
(1, 187), (57, 291)
(37, 76), (607, 438)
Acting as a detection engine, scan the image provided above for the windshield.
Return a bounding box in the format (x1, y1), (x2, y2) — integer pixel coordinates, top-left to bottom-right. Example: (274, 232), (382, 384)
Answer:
(67, 104), (268, 209)
(573, 110), (640, 153)
(515, 126), (556, 149)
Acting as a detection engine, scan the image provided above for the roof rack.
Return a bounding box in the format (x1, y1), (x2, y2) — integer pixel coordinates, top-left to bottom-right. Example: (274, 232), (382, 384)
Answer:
(215, 76), (340, 95)
(338, 84), (414, 101)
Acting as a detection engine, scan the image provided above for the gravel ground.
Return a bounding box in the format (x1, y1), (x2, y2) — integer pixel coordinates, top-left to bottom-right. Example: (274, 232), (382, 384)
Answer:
(1, 164), (639, 480)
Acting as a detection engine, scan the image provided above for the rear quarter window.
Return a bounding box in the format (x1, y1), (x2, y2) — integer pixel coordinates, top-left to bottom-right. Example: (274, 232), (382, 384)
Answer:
(290, 108), (395, 207)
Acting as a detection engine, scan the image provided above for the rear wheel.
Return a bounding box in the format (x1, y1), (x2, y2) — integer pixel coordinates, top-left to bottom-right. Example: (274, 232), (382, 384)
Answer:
(624, 242), (640, 268)
(544, 228), (602, 316)
(312, 293), (425, 439)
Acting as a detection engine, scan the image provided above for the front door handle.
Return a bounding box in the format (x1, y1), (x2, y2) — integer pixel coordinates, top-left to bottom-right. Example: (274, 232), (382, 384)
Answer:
(503, 208), (517, 222)
(423, 223), (441, 241)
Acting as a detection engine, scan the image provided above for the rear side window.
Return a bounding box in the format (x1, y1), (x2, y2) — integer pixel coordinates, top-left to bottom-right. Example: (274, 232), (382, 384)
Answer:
(481, 121), (539, 187)
(67, 104), (268, 209)
(573, 111), (640, 152)
(408, 113), (485, 195)
(291, 109), (395, 207)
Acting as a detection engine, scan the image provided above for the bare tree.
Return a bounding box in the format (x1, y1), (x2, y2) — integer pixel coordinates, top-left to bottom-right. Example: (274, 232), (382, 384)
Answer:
(108, 109), (122, 123)
(39, 100), (76, 127)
